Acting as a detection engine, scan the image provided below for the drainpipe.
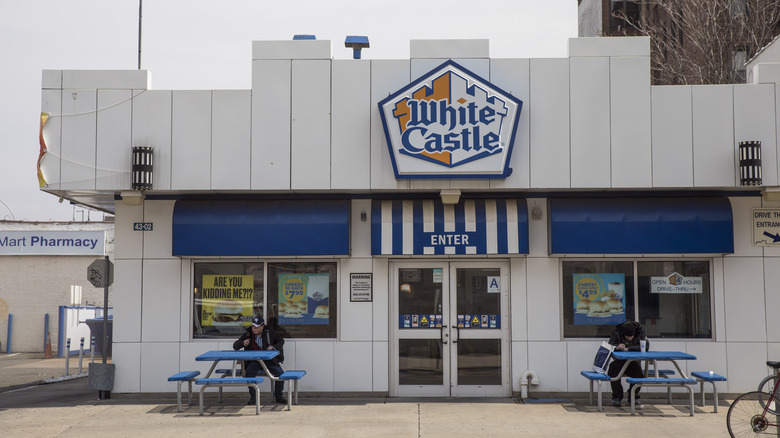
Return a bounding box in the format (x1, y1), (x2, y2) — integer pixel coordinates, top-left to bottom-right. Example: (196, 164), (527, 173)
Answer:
(520, 369), (540, 399)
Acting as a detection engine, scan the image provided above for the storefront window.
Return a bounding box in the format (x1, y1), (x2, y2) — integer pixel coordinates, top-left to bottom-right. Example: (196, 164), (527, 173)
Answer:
(267, 262), (337, 338)
(637, 261), (711, 338)
(562, 260), (712, 339)
(562, 261), (635, 338)
(193, 262), (264, 339)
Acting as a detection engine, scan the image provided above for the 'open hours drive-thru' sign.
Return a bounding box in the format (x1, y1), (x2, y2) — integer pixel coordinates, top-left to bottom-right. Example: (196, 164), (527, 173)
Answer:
(752, 208), (780, 246)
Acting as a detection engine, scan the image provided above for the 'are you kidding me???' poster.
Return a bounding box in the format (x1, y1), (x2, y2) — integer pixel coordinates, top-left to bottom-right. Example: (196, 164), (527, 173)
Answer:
(573, 273), (626, 325)
(199, 275), (254, 329)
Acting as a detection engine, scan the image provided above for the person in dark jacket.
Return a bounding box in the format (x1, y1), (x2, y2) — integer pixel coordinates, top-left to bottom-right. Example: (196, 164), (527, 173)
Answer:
(607, 321), (649, 407)
(233, 316), (287, 405)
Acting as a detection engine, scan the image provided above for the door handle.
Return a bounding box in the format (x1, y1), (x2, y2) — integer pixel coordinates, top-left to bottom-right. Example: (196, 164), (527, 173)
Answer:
(441, 325), (448, 344)
(452, 326), (459, 344)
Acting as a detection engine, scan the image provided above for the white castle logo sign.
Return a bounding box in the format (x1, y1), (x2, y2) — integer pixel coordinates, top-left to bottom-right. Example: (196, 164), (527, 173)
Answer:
(378, 60), (523, 179)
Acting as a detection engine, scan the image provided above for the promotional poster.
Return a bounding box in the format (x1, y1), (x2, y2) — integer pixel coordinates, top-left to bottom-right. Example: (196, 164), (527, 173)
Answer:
(573, 273), (626, 325)
(278, 273), (330, 325)
(199, 274), (254, 329)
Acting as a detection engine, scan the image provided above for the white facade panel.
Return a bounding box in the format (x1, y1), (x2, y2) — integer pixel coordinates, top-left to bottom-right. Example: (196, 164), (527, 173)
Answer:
(726, 342), (769, 392)
(610, 56), (652, 187)
(651, 86), (693, 187)
(253, 40), (331, 60)
(692, 86), (735, 187)
(372, 258), (390, 343)
(570, 57), (611, 188)
(141, 259), (182, 342)
(141, 342), (180, 392)
(410, 39), (489, 59)
(529, 58), (570, 188)
(40, 90), (62, 190)
(112, 259), (142, 343)
(251, 60), (291, 190)
(566, 341), (602, 391)
(526, 257), (560, 341)
(131, 90), (172, 190)
(96, 90), (132, 190)
(734, 84), (778, 186)
(730, 196), (763, 257)
(351, 200), (372, 258)
(211, 90), (251, 190)
(528, 342), (567, 391)
(60, 89), (96, 190)
(291, 60), (331, 190)
(510, 341), (528, 392)
(764, 258), (780, 342)
(489, 58), (531, 189)
(334, 342), (373, 391)
(112, 342), (141, 392)
(723, 257), (767, 342)
(171, 91), (211, 190)
(370, 60), (411, 190)
(411, 59), (489, 79)
(373, 341), (389, 392)
(42, 69), (62, 89)
(331, 60), (371, 190)
(509, 258), (528, 341)
(62, 70), (150, 90)
(295, 341), (335, 391)
(114, 202), (144, 259)
(143, 200), (176, 260)
(568, 36), (650, 57)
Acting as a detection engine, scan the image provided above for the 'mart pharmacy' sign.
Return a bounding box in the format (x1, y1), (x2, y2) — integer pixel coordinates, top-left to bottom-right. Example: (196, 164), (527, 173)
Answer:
(0, 231), (105, 255)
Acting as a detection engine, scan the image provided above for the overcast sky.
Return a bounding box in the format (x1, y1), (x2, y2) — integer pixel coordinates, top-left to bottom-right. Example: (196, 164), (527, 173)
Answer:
(0, 0), (577, 222)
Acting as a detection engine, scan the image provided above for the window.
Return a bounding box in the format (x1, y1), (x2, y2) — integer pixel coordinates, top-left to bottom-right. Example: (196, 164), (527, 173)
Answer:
(192, 261), (338, 339)
(562, 260), (712, 339)
(267, 262), (337, 338)
(637, 261), (711, 338)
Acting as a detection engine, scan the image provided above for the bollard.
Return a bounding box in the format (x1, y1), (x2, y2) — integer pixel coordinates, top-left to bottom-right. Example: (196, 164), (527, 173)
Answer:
(78, 337), (84, 374)
(90, 336), (95, 363)
(6, 313), (12, 353)
(65, 338), (71, 376)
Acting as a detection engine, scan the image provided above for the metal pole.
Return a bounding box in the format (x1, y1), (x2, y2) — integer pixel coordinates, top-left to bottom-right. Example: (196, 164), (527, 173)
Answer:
(102, 255), (110, 365)
(138, 0), (143, 69)
(43, 314), (49, 350)
(90, 336), (95, 363)
(65, 338), (71, 376)
(78, 337), (84, 374)
(6, 313), (11, 353)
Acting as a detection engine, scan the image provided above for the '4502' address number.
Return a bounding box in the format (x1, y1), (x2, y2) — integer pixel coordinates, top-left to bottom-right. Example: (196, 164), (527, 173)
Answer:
(133, 222), (153, 231)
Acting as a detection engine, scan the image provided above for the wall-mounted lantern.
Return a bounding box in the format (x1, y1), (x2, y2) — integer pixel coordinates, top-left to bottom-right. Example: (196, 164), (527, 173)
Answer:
(131, 146), (154, 191)
(739, 141), (762, 186)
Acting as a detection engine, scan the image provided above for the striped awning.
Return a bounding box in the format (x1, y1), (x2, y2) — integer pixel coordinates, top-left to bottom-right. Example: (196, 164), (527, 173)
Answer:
(371, 199), (528, 255)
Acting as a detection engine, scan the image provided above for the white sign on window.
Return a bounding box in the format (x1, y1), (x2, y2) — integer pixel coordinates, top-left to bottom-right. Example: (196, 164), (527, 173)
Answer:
(650, 272), (702, 294)
(487, 276), (501, 293)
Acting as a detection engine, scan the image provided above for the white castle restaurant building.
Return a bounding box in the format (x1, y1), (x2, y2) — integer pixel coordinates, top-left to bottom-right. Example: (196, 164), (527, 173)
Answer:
(38, 36), (780, 397)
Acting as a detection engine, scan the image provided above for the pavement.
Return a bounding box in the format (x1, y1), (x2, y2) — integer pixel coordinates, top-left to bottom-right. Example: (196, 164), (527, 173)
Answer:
(0, 353), (734, 437)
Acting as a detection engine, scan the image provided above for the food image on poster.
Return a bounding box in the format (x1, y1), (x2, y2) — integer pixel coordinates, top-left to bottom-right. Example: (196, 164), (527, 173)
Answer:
(573, 273), (626, 325)
(278, 273), (330, 325)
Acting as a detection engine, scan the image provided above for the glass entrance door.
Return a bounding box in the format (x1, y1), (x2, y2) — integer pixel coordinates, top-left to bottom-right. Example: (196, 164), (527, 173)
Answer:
(390, 261), (510, 397)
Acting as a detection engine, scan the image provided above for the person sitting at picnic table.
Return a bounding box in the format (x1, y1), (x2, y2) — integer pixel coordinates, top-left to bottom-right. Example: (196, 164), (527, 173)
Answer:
(607, 321), (649, 407)
(233, 316), (287, 405)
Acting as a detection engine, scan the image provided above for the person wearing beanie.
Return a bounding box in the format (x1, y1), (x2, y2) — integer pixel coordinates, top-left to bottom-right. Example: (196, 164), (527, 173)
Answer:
(606, 321), (649, 407)
(233, 316), (287, 405)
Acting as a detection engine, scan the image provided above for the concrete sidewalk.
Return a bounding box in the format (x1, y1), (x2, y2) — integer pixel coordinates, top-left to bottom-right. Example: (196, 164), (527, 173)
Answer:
(0, 354), (733, 437)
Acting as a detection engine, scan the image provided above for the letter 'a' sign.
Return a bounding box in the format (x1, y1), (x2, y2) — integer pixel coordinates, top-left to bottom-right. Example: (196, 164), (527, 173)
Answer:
(378, 60), (522, 179)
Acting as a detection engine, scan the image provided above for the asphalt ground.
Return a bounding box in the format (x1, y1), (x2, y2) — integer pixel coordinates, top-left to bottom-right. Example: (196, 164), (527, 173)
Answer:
(0, 353), (735, 437)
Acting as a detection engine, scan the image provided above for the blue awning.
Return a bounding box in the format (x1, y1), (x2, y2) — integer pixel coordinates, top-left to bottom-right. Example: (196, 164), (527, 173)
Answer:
(372, 199), (528, 255)
(172, 200), (350, 256)
(548, 197), (733, 254)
